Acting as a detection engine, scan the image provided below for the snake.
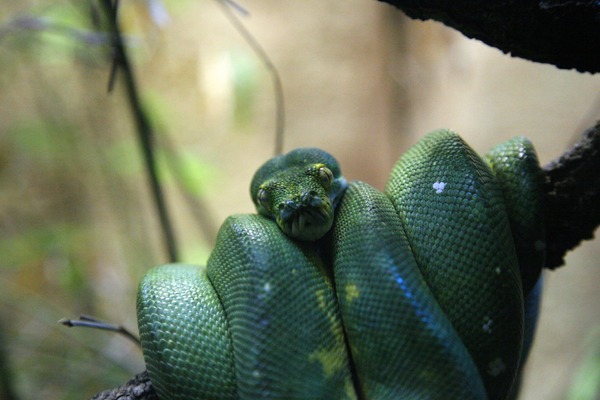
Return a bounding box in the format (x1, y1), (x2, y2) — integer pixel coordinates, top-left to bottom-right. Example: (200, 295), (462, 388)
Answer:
(136, 129), (545, 400)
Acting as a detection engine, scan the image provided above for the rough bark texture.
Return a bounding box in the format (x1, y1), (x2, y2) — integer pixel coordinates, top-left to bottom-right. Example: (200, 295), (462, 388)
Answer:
(544, 121), (600, 268)
(90, 371), (157, 400)
(377, 0), (600, 73)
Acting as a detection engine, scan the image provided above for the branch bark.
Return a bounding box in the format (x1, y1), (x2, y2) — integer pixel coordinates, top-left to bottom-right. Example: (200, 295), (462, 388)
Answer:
(377, 0), (600, 73)
(543, 120), (600, 268)
(90, 372), (156, 400)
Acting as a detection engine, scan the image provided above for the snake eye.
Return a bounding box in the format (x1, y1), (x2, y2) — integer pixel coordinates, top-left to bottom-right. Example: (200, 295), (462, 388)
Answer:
(318, 167), (334, 187)
(256, 188), (270, 211)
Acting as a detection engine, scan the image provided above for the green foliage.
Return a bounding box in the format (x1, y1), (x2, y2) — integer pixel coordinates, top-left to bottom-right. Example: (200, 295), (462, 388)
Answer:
(158, 148), (219, 197)
(0, 2), (218, 398)
(567, 327), (600, 400)
(231, 51), (260, 128)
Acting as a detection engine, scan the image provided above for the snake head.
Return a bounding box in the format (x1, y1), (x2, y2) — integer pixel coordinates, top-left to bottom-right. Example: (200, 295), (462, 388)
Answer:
(250, 148), (347, 241)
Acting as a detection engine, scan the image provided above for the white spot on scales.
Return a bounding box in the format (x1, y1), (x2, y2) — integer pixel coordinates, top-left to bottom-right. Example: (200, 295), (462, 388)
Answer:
(257, 282), (272, 301)
(433, 181), (446, 194)
(482, 316), (493, 334)
(487, 358), (506, 377)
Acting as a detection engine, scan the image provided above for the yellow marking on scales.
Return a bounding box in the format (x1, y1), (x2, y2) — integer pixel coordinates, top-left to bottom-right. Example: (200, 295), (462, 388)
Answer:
(308, 347), (346, 378)
(316, 289), (328, 312)
(311, 289), (349, 379)
(315, 289), (339, 332)
(344, 377), (358, 400)
(482, 316), (493, 334)
(345, 284), (360, 303)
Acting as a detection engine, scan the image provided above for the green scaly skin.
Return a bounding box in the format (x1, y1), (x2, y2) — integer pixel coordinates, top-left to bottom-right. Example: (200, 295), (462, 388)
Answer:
(385, 131), (525, 399)
(136, 129), (545, 400)
(250, 147), (347, 241)
(485, 137), (546, 297)
(137, 264), (236, 399)
(207, 214), (356, 399)
(485, 137), (545, 399)
(332, 181), (486, 399)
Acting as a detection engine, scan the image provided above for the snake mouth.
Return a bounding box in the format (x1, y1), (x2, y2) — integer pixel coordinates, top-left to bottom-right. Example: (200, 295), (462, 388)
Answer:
(277, 202), (333, 241)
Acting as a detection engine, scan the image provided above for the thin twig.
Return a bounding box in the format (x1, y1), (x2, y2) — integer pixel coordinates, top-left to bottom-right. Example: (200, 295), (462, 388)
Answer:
(59, 315), (141, 347)
(100, 0), (179, 262)
(215, 0), (286, 155)
(0, 15), (108, 45)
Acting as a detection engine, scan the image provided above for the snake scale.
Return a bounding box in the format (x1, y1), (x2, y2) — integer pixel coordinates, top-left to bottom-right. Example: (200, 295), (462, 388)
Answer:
(136, 129), (545, 400)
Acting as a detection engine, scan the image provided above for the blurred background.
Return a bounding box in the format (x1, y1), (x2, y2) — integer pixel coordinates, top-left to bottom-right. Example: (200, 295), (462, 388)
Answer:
(0, 1), (599, 399)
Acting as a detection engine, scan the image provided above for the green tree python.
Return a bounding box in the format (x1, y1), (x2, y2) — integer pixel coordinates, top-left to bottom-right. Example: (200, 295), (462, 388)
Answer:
(136, 129), (545, 400)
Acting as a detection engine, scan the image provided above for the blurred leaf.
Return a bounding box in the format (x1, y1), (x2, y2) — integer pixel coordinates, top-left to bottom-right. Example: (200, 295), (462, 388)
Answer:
(180, 242), (212, 266)
(161, 0), (198, 15)
(9, 119), (72, 162)
(158, 148), (219, 197)
(103, 137), (143, 177)
(231, 51), (259, 127)
(143, 89), (220, 196)
(34, 4), (105, 65)
(0, 224), (77, 268)
(102, 129), (219, 196)
(44, 3), (86, 28)
(142, 89), (175, 133)
(0, 222), (93, 303)
(567, 326), (600, 400)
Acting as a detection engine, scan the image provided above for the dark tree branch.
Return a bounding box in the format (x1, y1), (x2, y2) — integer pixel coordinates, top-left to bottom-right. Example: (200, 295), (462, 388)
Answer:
(90, 371), (156, 400)
(100, 0), (179, 263)
(543, 120), (600, 268)
(377, 0), (600, 73)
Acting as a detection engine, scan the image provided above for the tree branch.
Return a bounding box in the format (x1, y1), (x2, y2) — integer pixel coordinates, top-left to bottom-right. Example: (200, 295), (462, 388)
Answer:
(543, 120), (600, 268)
(100, 0), (179, 262)
(377, 0), (600, 73)
(89, 371), (156, 400)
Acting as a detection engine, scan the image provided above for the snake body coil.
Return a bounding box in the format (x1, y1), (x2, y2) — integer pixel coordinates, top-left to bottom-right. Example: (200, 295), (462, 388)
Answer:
(137, 129), (545, 400)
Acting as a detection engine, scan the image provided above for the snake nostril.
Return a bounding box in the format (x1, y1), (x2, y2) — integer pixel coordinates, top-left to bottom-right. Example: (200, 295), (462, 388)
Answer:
(307, 191), (323, 207)
(279, 201), (296, 221)
(301, 190), (321, 205)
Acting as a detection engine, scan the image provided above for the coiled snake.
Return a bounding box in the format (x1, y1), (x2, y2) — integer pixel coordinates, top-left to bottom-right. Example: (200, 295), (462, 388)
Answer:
(136, 129), (545, 400)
